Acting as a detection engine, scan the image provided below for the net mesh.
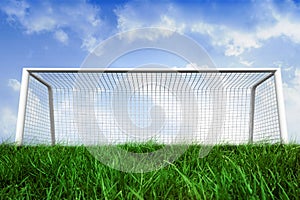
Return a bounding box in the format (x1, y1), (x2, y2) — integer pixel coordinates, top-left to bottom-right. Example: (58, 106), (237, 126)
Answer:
(22, 70), (282, 145)
(23, 76), (51, 144)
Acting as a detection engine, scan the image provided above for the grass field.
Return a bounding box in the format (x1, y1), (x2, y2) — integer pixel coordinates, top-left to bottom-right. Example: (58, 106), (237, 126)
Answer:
(0, 143), (299, 199)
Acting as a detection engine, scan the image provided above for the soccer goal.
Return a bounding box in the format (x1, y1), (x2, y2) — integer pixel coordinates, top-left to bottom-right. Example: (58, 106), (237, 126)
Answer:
(15, 68), (288, 145)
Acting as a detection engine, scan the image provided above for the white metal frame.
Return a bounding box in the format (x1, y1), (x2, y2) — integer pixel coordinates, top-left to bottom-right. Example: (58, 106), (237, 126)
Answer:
(15, 67), (289, 145)
(15, 69), (29, 146)
(274, 69), (288, 143)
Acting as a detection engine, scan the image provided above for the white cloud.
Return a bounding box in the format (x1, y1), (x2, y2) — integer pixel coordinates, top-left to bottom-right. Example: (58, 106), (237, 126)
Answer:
(273, 61), (294, 72)
(192, 22), (261, 56)
(116, 28), (176, 43)
(115, 2), (263, 56)
(255, 1), (300, 44)
(8, 79), (20, 91)
(239, 58), (254, 67)
(54, 29), (69, 45)
(213, 3), (300, 56)
(114, 2), (186, 41)
(0, 107), (17, 142)
(283, 69), (300, 143)
(1, 0), (29, 23)
(3, 0), (298, 56)
(1, 0), (103, 51)
(114, 1), (300, 57)
(158, 15), (186, 34)
(81, 35), (98, 52)
(185, 62), (209, 69)
(25, 16), (57, 34)
(191, 21), (263, 56)
(257, 17), (300, 43)
(114, 1), (261, 56)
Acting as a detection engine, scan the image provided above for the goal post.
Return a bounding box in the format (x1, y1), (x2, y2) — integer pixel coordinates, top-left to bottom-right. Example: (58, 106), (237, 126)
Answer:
(15, 67), (288, 145)
(274, 69), (288, 143)
(15, 68), (29, 146)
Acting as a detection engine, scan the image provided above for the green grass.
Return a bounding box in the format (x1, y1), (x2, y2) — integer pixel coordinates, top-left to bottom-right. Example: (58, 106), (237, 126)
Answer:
(0, 143), (299, 199)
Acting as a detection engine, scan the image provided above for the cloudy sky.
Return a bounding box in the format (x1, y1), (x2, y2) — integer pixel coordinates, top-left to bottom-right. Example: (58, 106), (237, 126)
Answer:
(0, 0), (299, 143)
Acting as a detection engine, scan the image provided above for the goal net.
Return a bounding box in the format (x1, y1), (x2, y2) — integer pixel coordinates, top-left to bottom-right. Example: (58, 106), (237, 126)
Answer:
(15, 68), (288, 145)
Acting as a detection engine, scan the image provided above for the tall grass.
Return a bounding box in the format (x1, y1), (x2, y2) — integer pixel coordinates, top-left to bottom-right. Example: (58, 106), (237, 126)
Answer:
(0, 144), (299, 199)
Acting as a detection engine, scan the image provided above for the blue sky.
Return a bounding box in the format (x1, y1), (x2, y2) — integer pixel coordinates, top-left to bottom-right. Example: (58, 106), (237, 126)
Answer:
(0, 0), (300, 143)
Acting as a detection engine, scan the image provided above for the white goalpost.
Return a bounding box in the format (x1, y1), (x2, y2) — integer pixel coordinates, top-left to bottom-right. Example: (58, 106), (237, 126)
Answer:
(15, 68), (288, 145)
